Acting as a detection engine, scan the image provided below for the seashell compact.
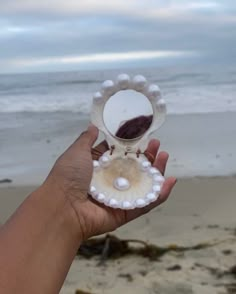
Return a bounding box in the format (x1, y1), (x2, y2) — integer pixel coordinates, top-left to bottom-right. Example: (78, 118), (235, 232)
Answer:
(90, 74), (166, 210)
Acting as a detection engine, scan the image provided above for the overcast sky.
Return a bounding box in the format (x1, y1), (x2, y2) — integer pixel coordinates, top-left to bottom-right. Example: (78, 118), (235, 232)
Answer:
(0, 0), (235, 73)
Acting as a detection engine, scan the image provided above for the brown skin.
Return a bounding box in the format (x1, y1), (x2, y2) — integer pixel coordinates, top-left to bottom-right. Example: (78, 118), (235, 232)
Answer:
(0, 125), (176, 293)
(49, 125), (176, 240)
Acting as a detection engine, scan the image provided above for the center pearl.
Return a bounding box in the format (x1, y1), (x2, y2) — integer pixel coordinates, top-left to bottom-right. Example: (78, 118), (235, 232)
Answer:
(113, 177), (130, 191)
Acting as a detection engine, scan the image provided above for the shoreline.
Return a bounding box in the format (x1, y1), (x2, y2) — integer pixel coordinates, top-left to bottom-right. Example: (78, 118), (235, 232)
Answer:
(1, 111), (236, 186)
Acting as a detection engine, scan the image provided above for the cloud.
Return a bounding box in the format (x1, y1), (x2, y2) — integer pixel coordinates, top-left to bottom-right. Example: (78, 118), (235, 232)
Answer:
(0, 0), (235, 73)
(186, 2), (221, 10)
(1, 0), (135, 15)
(11, 50), (196, 67)
(0, 0), (231, 16)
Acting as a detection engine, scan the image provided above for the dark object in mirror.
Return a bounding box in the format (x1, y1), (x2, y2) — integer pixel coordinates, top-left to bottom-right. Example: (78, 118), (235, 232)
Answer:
(115, 115), (153, 139)
(103, 90), (153, 140)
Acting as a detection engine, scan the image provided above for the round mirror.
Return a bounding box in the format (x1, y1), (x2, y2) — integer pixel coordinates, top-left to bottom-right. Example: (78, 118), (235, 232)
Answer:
(103, 90), (153, 140)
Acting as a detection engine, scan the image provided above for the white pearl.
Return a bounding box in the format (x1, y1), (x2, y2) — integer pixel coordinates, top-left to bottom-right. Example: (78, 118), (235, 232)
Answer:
(89, 186), (96, 196)
(147, 84), (161, 101)
(148, 167), (159, 177)
(99, 156), (110, 167)
(117, 74), (130, 89)
(153, 174), (165, 184)
(146, 193), (157, 202)
(141, 161), (151, 171)
(156, 99), (166, 113)
(136, 198), (147, 208)
(113, 177), (130, 191)
(153, 185), (161, 193)
(93, 160), (100, 171)
(122, 201), (132, 209)
(102, 80), (115, 95)
(133, 75), (147, 91)
(93, 92), (103, 103)
(109, 198), (119, 208)
(96, 193), (106, 202)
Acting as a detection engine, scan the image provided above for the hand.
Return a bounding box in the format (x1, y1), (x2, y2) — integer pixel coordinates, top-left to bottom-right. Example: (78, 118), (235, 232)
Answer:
(44, 125), (177, 241)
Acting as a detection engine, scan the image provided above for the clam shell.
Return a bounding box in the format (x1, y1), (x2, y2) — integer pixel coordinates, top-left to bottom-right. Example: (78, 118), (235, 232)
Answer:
(90, 73), (166, 210)
(90, 151), (164, 210)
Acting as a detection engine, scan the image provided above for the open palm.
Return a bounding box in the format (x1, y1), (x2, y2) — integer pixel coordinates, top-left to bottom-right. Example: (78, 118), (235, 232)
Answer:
(47, 125), (176, 241)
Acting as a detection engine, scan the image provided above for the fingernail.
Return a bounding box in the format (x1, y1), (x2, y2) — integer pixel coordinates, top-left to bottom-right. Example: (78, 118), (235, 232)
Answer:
(87, 124), (99, 135)
(88, 123), (95, 131)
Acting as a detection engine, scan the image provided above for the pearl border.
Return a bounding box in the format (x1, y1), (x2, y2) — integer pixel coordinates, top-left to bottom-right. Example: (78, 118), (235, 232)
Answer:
(91, 74), (166, 147)
(93, 74), (163, 105)
(90, 158), (164, 210)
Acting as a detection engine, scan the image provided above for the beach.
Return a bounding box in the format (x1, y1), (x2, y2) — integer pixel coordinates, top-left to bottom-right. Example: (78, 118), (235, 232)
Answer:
(0, 67), (236, 293)
(0, 177), (235, 294)
(0, 113), (236, 294)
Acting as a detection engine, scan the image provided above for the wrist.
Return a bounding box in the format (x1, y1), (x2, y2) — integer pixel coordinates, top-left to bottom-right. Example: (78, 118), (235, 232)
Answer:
(38, 179), (84, 244)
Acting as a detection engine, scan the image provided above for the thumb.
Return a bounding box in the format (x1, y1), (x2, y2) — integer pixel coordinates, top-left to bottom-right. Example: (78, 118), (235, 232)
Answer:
(77, 124), (99, 149)
(65, 125), (98, 156)
(73, 124), (98, 149)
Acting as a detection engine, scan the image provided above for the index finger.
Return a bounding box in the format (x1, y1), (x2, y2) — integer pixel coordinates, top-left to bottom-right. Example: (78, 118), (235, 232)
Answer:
(144, 139), (160, 164)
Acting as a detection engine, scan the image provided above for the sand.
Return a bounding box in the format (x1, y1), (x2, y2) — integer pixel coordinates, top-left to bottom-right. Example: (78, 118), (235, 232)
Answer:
(1, 109), (236, 293)
(0, 177), (235, 294)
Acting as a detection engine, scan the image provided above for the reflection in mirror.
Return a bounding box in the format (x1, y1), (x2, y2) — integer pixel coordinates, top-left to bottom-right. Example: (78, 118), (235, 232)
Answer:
(103, 90), (153, 140)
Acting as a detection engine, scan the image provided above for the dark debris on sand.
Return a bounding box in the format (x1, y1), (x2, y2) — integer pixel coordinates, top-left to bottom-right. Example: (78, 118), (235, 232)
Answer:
(78, 234), (231, 264)
(76, 235), (236, 294)
(166, 264), (182, 271)
(118, 273), (134, 282)
(0, 178), (12, 184)
(75, 290), (93, 294)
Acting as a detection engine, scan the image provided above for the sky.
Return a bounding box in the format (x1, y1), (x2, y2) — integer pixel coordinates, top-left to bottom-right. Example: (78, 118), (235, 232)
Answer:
(0, 0), (236, 73)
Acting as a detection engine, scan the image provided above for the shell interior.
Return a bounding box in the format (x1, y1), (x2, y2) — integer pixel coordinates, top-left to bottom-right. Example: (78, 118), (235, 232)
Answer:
(90, 152), (164, 210)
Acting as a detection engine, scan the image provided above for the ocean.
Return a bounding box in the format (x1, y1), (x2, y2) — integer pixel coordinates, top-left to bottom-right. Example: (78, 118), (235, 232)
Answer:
(1, 65), (236, 115)
(0, 64), (236, 183)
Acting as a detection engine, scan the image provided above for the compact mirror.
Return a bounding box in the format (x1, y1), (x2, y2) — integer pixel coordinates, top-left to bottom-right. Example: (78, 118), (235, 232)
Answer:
(103, 90), (153, 140)
(90, 74), (167, 210)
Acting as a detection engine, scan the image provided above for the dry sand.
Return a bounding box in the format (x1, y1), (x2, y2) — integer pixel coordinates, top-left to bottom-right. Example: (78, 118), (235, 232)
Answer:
(0, 177), (235, 294)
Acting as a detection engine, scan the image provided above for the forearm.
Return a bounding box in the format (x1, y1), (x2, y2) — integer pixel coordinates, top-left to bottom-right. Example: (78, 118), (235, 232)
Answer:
(0, 183), (82, 294)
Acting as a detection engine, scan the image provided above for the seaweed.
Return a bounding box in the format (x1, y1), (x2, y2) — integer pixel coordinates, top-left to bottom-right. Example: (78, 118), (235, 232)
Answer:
(78, 234), (233, 263)
(75, 235), (236, 294)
